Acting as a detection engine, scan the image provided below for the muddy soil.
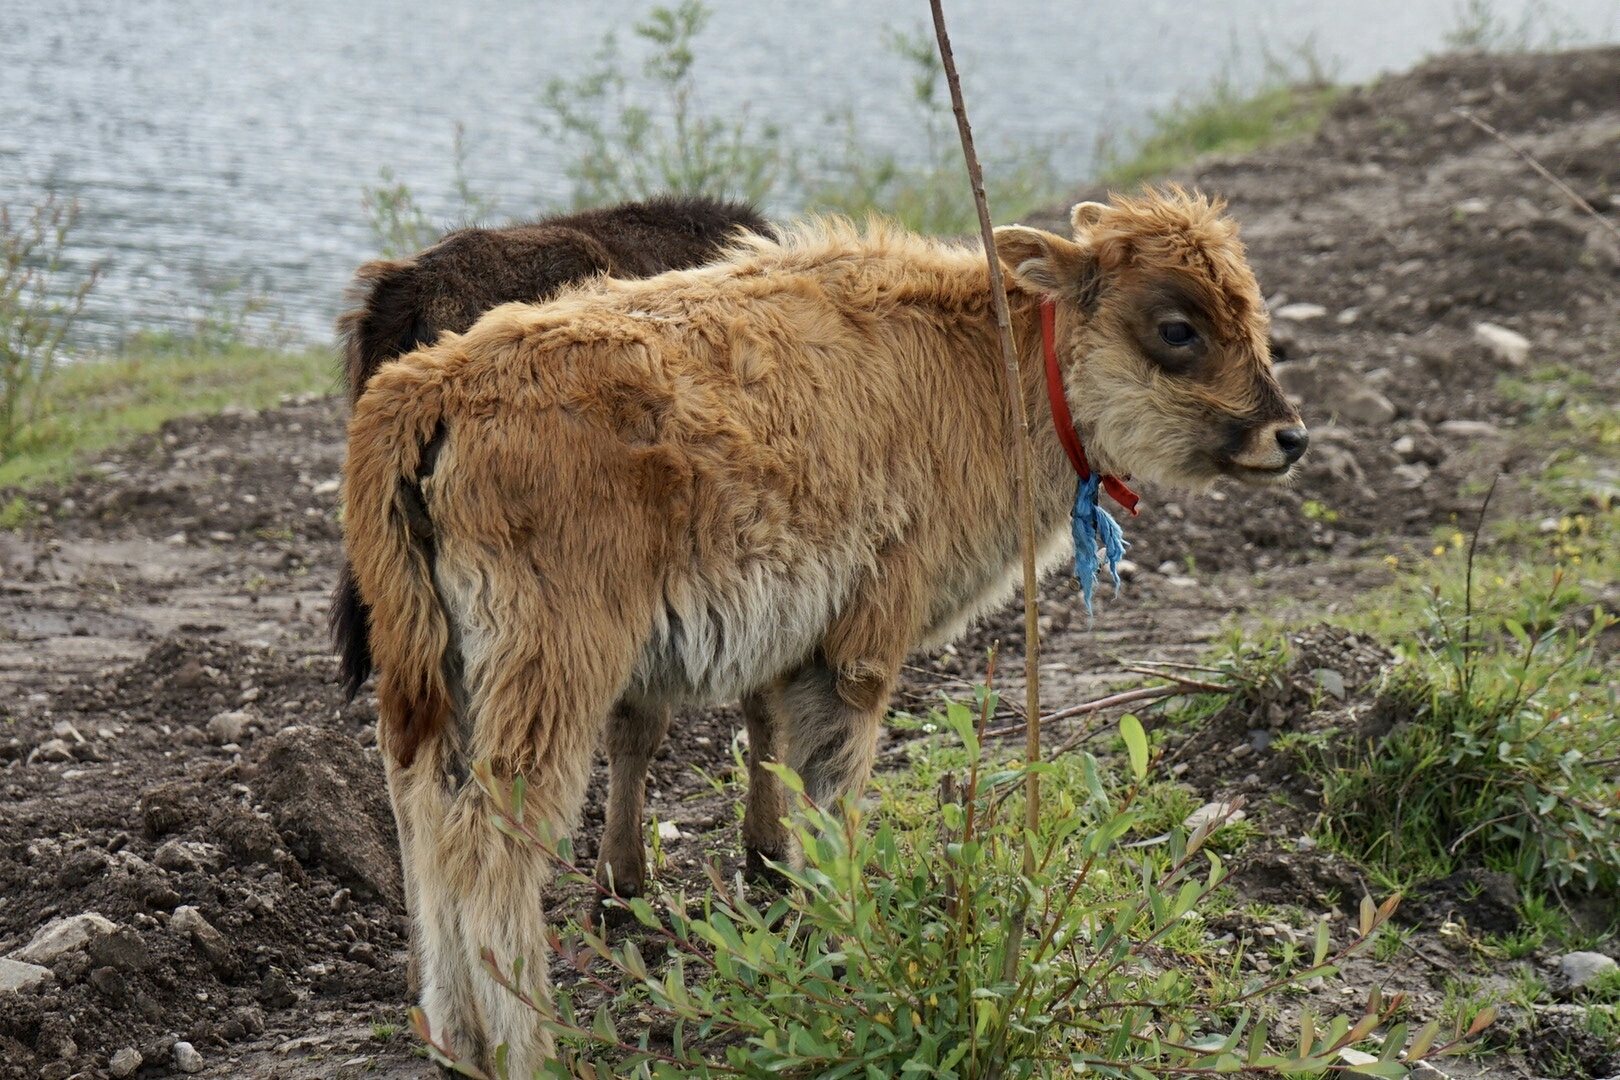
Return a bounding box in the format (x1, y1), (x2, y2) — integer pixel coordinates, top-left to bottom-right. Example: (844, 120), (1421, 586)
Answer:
(2, 46), (1617, 1080)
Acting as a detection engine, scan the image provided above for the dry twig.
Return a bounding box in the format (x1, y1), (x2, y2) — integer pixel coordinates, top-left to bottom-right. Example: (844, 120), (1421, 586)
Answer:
(1452, 107), (1620, 243)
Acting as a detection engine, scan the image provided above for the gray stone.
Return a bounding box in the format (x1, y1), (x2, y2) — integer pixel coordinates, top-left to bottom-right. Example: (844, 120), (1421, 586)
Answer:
(1473, 322), (1530, 366)
(1393, 463), (1432, 489)
(108, 1048), (142, 1079)
(173, 1041), (205, 1074)
(1436, 419), (1503, 439)
(170, 906), (237, 976)
(1313, 668), (1346, 701)
(27, 739), (74, 764)
(153, 839), (218, 874)
(206, 709), (251, 745)
(1559, 950), (1618, 989)
(1274, 302), (1327, 321)
(0, 957), (51, 993)
(1338, 386), (1397, 426)
(10, 913), (115, 965)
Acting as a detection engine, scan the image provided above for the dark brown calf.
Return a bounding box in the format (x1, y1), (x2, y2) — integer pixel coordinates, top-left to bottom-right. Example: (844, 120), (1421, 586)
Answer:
(328, 195), (778, 902)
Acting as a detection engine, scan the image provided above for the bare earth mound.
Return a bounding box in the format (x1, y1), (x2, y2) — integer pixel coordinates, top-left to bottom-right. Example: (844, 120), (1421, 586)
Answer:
(1, 46), (1617, 1079)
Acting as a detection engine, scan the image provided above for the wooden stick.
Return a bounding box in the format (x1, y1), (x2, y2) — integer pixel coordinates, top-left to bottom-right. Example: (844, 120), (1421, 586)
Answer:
(929, 0), (1044, 861)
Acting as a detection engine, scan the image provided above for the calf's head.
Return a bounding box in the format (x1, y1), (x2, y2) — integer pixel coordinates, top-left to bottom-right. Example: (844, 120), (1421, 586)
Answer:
(995, 187), (1306, 489)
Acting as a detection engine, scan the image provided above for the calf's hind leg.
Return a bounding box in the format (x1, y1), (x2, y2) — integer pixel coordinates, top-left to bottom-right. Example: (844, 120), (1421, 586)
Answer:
(595, 698), (672, 899)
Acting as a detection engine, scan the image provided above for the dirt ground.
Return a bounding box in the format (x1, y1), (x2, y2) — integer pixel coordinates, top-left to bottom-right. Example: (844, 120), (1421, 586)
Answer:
(2, 46), (1617, 1080)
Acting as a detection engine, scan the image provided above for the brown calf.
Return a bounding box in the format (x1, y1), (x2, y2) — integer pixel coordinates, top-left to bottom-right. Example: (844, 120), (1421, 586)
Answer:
(328, 196), (778, 902)
(342, 188), (1306, 1073)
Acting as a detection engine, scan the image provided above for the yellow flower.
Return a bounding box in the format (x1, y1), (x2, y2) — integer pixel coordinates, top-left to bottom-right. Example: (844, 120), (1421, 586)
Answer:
(1432, 545), (1446, 557)
(1384, 555), (1399, 570)
(1450, 531), (1465, 549)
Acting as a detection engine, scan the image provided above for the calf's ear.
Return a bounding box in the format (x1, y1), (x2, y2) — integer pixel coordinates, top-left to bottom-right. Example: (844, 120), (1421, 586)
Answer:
(1071, 201), (1109, 230)
(993, 225), (1094, 304)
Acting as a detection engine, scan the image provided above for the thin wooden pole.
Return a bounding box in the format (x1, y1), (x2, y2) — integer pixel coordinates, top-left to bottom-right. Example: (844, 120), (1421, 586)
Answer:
(928, 2), (1043, 876)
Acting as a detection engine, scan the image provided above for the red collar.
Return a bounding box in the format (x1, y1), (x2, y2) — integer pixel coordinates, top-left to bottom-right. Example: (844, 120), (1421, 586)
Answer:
(1040, 299), (1139, 515)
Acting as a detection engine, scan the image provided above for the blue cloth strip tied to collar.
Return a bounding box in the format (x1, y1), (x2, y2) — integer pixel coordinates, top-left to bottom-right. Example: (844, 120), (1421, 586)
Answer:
(1071, 472), (1129, 615)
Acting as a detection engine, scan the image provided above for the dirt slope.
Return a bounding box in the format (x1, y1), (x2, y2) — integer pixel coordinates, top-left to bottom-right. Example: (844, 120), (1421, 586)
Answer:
(1, 46), (1616, 1080)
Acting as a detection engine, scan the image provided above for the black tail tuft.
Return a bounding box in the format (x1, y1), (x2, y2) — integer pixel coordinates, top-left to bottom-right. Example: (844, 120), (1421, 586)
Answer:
(330, 561), (374, 700)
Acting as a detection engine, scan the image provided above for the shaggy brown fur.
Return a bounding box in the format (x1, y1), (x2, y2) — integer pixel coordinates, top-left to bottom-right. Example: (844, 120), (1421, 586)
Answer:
(332, 195), (774, 695)
(342, 188), (1305, 1073)
(328, 197), (777, 903)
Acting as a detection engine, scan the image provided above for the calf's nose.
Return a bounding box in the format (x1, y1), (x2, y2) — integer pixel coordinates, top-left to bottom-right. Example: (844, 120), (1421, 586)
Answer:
(1275, 426), (1310, 464)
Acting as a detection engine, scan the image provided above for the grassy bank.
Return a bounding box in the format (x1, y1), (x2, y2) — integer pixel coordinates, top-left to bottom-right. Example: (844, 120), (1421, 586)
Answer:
(0, 340), (337, 492)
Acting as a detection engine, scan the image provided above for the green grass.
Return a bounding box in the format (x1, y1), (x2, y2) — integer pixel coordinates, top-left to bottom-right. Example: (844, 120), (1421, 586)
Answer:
(0, 339), (338, 491)
(1100, 80), (1340, 188)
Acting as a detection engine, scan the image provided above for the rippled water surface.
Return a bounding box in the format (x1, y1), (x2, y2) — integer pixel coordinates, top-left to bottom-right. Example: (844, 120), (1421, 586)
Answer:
(2, 0), (1616, 346)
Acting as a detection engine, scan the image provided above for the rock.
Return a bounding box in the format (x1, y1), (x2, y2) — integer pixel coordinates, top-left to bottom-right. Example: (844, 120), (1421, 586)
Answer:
(254, 727), (403, 907)
(39, 1063), (71, 1080)
(89, 929), (151, 973)
(108, 1048), (142, 1078)
(1473, 322), (1530, 366)
(89, 964), (129, 1002)
(1559, 951), (1618, 989)
(26, 739), (75, 765)
(1393, 463), (1432, 489)
(656, 820), (682, 843)
(257, 968), (297, 1009)
(10, 913), (115, 965)
(1274, 302), (1327, 321)
(1313, 668), (1346, 701)
(171, 906), (237, 977)
(1114, 558), (1139, 581)
(346, 941), (382, 968)
(1436, 419), (1503, 439)
(0, 957), (51, 993)
(173, 1041), (205, 1074)
(206, 709), (251, 745)
(1337, 386), (1397, 426)
(51, 720), (85, 743)
(154, 839), (220, 874)
(1184, 802), (1246, 832)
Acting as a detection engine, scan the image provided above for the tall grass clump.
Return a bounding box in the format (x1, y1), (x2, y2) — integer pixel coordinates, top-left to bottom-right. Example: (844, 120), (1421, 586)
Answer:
(415, 693), (1491, 1078)
(1099, 46), (1339, 188)
(1, 195), (99, 459)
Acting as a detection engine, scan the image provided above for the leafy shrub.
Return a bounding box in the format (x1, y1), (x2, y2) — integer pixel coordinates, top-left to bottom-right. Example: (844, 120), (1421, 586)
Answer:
(417, 697), (1490, 1078)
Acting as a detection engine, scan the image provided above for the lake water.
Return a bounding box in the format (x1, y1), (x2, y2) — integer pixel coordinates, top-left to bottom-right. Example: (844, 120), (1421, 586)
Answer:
(2, 0), (1617, 348)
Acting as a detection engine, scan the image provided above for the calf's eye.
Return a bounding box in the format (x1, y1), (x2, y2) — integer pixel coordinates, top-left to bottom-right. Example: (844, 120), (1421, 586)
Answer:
(1158, 320), (1198, 347)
